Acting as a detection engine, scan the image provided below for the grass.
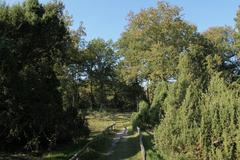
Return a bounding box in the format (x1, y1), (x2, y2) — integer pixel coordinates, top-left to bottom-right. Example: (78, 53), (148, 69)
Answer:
(106, 130), (141, 160)
(42, 111), (131, 160)
(103, 129), (160, 160)
(42, 142), (87, 160)
(87, 111), (131, 132)
(86, 111), (159, 160)
(0, 152), (40, 160)
(0, 111), (159, 160)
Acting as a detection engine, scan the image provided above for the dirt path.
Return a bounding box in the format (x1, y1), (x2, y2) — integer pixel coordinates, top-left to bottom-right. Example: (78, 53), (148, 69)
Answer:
(106, 128), (141, 160)
(107, 127), (128, 155)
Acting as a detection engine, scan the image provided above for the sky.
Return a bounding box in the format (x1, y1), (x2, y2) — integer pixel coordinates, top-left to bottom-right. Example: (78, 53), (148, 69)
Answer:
(5, 0), (240, 41)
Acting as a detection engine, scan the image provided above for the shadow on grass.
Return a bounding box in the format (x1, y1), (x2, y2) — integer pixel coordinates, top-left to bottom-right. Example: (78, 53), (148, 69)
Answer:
(106, 131), (165, 160)
(104, 130), (156, 160)
(0, 151), (43, 160)
(105, 131), (140, 160)
(143, 133), (165, 160)
(42, 140), (89, 160)
(0, 154), (31, 160)
(78, 135), (113, 160)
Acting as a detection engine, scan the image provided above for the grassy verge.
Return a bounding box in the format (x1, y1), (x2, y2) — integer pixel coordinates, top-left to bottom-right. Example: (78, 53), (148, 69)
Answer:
(42, 141), (88, 160)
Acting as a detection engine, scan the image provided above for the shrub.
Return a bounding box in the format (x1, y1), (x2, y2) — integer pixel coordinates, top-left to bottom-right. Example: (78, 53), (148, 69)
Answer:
(131, 101), (149, 130)
(149, 81), (168, 128)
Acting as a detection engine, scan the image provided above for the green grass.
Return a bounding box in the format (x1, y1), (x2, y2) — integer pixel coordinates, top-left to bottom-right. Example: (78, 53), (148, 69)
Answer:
(43, 111), (132, 160)
(103, 129), (160, 160)
(0, 152), (40, 160)
(106, 130), (140, 160)
(42, 143), (87, 160)
(87, 111), (131, 132)
(1, 111), (159, 160)
(84, 111), (160, 160)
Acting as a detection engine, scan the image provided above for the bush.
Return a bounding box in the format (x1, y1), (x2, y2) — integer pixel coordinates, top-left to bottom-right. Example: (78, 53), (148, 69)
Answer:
(149, 82), (168, 127)
(154, 74), (240, 159)
(131, 101), (149, 130)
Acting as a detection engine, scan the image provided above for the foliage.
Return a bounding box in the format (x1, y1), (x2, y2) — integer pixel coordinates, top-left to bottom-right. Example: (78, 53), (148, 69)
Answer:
(70, 38), (145, 110)
(118, 1), (199, 88)
(151, 14), (240, 159)
(2, 0), (240, 159)
(0, 0), (143, 152)
(203, 27), (239, 81)
(125, 4), (240, 157)
(197, 75), (240, 159)
(153, 43), (209, 159)
(148, 81), (168, 127)
(0, 0), (89, 151)
(131, 101), (149, 129)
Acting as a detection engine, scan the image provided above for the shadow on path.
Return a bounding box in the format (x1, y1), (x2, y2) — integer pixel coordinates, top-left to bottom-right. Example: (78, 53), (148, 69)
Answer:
(106, 131), (140, 160)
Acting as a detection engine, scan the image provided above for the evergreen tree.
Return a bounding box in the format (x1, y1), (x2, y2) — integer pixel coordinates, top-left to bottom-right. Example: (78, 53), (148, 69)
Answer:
(199, 74), (239, 159)
(0, 0), (89, 150)
(154, 44), (210, 159)
(148, 81), (168, 127)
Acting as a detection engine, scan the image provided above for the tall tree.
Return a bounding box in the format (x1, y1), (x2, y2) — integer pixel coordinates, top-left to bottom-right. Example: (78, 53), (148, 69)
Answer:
(81, 38), (118, 108)
(77, 38), (144, 110)
(0, 0), (89, 150)
(118, 1), (198, 85)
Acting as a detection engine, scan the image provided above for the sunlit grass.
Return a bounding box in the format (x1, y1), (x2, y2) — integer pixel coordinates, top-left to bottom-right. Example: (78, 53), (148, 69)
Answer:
(42, 111), (131, 160)
(87, 111), (131, 133)
(86, 111), (159, 160)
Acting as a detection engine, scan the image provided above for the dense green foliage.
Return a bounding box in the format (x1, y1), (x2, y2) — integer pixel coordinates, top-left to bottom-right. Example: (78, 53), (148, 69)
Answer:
(131, 101), (149, 129)
(0, 0), (143, 152)
(126, 2), (240, 159)
(118, 1), (195, 83)
(0, 0), (90, 150)
(78, 38), (144, 110)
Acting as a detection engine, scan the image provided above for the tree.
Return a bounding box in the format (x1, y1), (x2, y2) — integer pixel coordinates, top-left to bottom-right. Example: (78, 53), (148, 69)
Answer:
(199, 74), (239, 159)
(118, 1), (198, 86)
(128, 2), (240, 160)
(72, 38), (145, 111)
(0, 0), (89, 151)
(148, 81), (168, 127)
(131, 101), (150, 129)
(203, 27), (239, 81)
(154, 44), (210, 159)
(79, 38), (118, 109)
